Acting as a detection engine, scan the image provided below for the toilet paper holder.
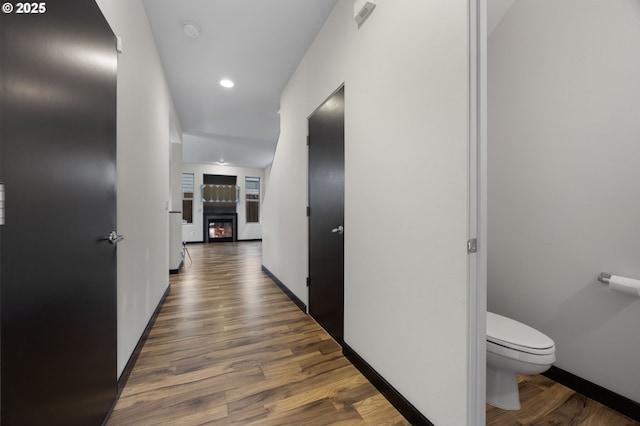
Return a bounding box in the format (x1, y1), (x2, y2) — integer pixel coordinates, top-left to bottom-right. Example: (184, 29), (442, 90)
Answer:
(598, 272), (640, 297)
(598, 272), (612, 284)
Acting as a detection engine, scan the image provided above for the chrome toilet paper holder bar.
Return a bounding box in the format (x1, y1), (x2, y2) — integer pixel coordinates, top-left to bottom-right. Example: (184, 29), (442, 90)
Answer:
(598, 272), (612, 284)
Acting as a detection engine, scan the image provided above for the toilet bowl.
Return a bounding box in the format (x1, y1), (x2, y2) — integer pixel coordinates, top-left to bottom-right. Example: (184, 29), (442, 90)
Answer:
(486, 312), (555, 410)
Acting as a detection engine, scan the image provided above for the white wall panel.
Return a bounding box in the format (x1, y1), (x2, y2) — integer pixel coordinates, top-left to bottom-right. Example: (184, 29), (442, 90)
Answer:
(263, 1), (472, 423)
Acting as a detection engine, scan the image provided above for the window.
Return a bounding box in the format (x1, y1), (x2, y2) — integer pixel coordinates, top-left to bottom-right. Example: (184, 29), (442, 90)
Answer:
(182, 173), (194, 224)
(245, 177), (260, 223)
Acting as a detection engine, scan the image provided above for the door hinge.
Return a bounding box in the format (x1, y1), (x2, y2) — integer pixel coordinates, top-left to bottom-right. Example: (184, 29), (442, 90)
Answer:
(467, 238), (477, 254)
(116, 36), (123, 54)
(306, 277), (310, 287)
(307, 135), (310, 146)
(0, 182), (5, 226)
(306, 206), (310, 217)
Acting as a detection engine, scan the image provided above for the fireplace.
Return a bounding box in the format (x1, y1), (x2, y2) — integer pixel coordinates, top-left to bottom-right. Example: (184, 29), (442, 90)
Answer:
(208, 219), (232, 240)
(204, 214), (237, 243)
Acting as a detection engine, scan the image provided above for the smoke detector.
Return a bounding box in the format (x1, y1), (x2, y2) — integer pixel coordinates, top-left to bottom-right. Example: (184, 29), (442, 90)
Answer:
(182, 22), (200, 38)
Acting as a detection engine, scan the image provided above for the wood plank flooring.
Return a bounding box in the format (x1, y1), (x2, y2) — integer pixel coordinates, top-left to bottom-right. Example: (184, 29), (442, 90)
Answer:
(107, 241), (639, 425)
(487, 374), (640, 426)
(107, 242), (409, 425)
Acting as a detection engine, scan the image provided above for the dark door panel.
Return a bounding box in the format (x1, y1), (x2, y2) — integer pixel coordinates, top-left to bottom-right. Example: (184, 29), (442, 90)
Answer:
(0, 1), (118, 424)
(308, 87), (345, 344)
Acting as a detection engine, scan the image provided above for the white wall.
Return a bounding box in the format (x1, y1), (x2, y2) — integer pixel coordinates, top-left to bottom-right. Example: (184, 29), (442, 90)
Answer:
(263, 163), (272, 197)
(181, 163), (265, 242)
(170, 141), (183, 211)
(96, 0), (177, 377)
(487, 0), (515, 35)
(170, 106), (184, 212)
(262, 1), (471, 424)
(488, 0), (640, 401)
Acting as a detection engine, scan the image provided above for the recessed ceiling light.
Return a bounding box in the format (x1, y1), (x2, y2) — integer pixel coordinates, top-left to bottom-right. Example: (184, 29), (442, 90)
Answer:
(182, 22), (200, 38)
(220, 79), (234, 88)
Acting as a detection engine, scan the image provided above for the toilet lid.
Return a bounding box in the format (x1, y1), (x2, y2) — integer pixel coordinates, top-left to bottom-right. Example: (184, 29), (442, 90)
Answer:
(487, 312), (555, 355)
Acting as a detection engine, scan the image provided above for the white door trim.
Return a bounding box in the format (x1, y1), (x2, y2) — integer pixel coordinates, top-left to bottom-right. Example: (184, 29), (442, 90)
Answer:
(467, 0), (488, 425)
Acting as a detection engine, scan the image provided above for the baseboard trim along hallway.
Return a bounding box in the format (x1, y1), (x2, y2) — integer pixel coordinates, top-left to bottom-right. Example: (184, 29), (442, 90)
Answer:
(343, 343), (435, 426)
(117, 284), (171, 394)
(261, 264), (307, 313)
(543, 366), (640, 422)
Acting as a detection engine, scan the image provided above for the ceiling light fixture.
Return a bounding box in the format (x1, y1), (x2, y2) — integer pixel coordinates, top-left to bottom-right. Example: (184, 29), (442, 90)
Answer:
(182, 22), (200, 38)
(220, 79), (234, 88)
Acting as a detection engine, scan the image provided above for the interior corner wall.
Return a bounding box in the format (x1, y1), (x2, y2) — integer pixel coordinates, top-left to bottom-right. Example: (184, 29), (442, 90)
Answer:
(263, 163), (272, 196)
(95, 0), (177, 377)
(488, 0), (640, 402)
(170, 142), (183, 211)
(181, 163), (265, 242)
(262, 1), (471, 424)
(170, 102), (184, 212)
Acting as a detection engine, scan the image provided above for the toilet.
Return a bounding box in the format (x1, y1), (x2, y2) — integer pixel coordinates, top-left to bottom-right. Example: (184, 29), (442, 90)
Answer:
(486, 312), (556, 410)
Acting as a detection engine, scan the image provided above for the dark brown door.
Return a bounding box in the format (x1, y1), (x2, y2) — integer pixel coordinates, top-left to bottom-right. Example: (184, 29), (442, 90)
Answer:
(308, 87), (345, 344)
(0, 1), (118, 424)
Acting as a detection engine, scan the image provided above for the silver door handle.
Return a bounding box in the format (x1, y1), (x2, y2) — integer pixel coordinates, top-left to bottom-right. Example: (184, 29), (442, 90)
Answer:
(331, 225), (344, 235)
(102, 230), (125, 244)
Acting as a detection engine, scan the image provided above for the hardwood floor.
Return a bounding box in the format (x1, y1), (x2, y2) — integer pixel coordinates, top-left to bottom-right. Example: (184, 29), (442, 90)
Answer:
(107, 241), (638, 425)
(487, 374), (640, 426)
(107, 242), (409, 425)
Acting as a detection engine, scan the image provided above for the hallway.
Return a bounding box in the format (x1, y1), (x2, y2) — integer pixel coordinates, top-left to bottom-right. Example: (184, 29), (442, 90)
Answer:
(107, 242), (409, 425)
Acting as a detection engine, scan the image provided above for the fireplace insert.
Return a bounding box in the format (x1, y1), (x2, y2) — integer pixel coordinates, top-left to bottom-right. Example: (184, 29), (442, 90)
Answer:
(204, 214), (237, 243)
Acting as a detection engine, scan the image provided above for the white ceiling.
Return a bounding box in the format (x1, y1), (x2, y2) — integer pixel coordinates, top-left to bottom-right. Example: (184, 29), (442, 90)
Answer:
(142, 0), (338, 169)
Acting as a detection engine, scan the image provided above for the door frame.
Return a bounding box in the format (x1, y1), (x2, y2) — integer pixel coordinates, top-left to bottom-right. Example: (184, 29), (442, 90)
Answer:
(468, 0), (487, 424)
